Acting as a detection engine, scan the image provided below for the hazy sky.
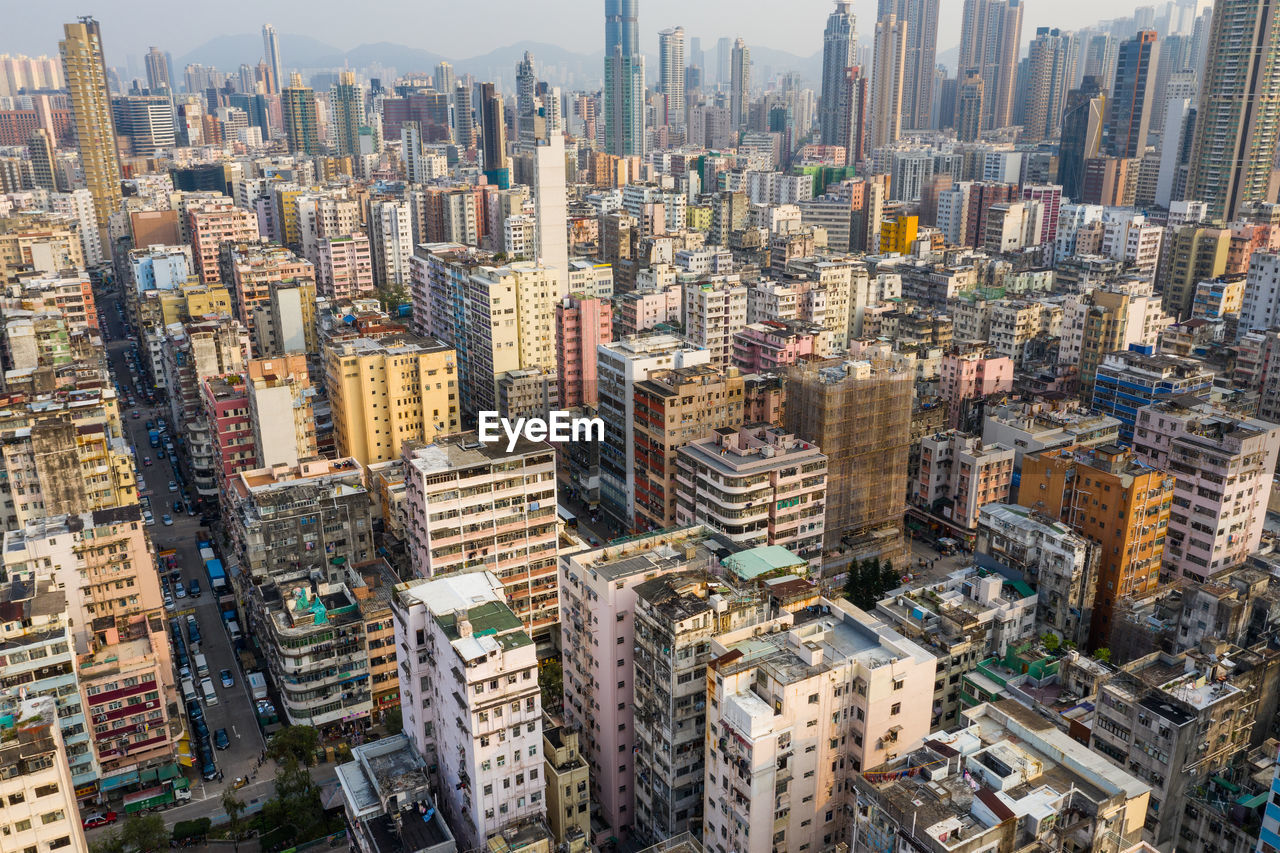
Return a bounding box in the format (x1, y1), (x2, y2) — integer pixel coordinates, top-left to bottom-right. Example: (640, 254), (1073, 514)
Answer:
(4, 0), (1160, 66)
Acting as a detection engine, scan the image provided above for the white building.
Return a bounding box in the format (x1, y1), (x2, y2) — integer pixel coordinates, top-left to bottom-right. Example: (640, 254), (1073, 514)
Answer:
(394, 572), (543, 852)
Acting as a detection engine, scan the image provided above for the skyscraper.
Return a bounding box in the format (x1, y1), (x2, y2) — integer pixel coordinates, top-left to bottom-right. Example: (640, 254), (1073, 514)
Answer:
(261, 24), (282, 94)
(1024, 27), (1077, 142)
(820, 1), (858, 145)
(480, 81), (509, 188)
(956, 70), (985, 142)
(958, 0), (1023, 130)
(144, 46), (172, 94)
(281, 72), (319, 155)
(730, 38), (750, 130)
(1057, 76), (1107, 200)
(879, 0), (940, 131)
(870, 13), (907, 149)
(657, 26), (686, 128)
(604, 0), (645, 155)
(1104, 31), (1159, 158)
(59, 17), (122, 260)
(329, 70), (364, 158)
(1187, 0), (1280, 221)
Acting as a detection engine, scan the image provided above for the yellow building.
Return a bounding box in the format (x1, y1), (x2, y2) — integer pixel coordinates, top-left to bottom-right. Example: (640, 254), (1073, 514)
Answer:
(325, 333), (459, 466)
(879, 214), (919, 254)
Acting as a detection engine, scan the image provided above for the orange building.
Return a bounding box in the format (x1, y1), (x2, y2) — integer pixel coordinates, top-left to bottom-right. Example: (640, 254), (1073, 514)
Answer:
(1017, 444), (1173, 650)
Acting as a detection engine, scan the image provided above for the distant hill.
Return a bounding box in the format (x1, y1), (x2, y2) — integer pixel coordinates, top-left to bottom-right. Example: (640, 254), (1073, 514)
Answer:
(179, 34), (837, 90)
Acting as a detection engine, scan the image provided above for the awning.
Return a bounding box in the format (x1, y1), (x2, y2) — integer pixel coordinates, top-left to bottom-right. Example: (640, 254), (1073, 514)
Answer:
(99, 770), (140, 792)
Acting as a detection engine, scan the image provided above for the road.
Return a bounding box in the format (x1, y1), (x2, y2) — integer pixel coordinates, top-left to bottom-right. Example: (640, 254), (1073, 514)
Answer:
(93, 288), (269, 818)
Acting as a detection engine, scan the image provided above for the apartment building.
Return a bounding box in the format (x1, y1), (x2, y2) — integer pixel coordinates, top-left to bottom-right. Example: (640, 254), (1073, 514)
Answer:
(1133, 398), (1280, 582)
(853, 700), (1150, 853)
(597, 335), (710, 528)
(915, 432), (1015, 532)
(324, 333), (459, 467)
(0, 696), (89, 852)
(1018, 444), (1174, 649)
(682, 277), (748, 370)
(632, 573), (771, 843)
(559, 527), (743, 839)
(3, 506), (180, 795)
(225, 457), (375, 589)
(674, 425), (827, 565)
(976, 503), (1099, 647)
(402, 433), (559, 641)
(703, 598), (936, 853)
(544, 727), (590, 852)
(393, 572), (543, 852)
(633, 365), (745, 533)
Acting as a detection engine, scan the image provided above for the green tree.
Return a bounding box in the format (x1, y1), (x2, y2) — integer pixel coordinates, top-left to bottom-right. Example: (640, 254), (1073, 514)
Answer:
(1094, 647), (1112, 664)
(268, 724), (320, 767)
(1041, 633), (1061, 653)
(90, 832), (125, 853)
(539, 659), (564, 712)
(383, 706), (403, 735)
(118, 813), (168, 853)
(222, 788), (248, 851)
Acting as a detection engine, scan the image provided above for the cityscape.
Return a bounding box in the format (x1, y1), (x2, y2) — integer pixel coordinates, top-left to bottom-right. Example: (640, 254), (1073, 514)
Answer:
(5, 1), (1280, 852)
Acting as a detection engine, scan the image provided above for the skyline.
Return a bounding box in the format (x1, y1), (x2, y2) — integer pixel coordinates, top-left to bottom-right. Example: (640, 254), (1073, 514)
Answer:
(4, 0), (1177, 74)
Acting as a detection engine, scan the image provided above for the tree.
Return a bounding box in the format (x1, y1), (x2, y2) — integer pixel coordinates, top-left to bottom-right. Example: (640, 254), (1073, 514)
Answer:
(268, 725), (320, 767)
(383, 706), (403, 735)
(118, 814), (168, 853)
(222, 788), (247, 851)
(1094, 647), (1112, 664)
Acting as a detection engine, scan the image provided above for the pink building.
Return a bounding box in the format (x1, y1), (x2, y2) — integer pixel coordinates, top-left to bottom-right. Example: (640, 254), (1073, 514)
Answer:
(556, 294), (613, 408)
(731, 320), (833, 372)
(941, 350), (1014, 428)
(315, 233), (374, 300)
(916, 430), (1015, 530)
(202, 374), (257, 511)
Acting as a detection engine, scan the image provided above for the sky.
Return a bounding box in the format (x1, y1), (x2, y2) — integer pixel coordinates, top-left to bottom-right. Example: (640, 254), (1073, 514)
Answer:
(4, 0), (1159, 68)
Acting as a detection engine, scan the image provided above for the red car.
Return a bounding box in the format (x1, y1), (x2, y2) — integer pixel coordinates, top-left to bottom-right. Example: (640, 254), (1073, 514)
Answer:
(82, 812), (118, 829)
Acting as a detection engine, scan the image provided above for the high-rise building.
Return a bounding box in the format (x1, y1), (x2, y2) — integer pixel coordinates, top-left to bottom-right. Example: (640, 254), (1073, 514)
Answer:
(281, 73), (320, 154)
(956, 69), (985, 142)
(402, 433), (559, 636)
(394, 572), (543, 853)
(480, 81), (509, 187)
(729, 38), (750, 130)
(329, 70), (364, 158)
(785, 357), (912, 571)
(1024, 27), (1077, 142)
(1019, 444), (1173, 649)
(1187, 0), (1280, 220)
(604, 0), (646, 156)
(880, 0), (940, 131)
(144, 46), (172, 94)
(262, 24), (282, 94)
(870, 13), (907, 150)
(111, 93), (175, 155)
(820, 1), (858, 144)
(1104, 31), (1159, 158)
(1057, 76), (1106, 201)
(324, 333), (459, 466)
(59, 17), (122, 260)
(957, 0), (1023, 130)
(657, 26), (685, 127)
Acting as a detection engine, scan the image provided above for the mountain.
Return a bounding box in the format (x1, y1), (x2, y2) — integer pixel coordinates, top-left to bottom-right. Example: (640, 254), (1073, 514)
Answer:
(177, 33), (342, 71)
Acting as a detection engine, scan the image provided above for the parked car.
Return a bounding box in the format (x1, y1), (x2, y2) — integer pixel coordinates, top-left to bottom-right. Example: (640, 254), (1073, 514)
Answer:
(82, 812), (118, 829)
